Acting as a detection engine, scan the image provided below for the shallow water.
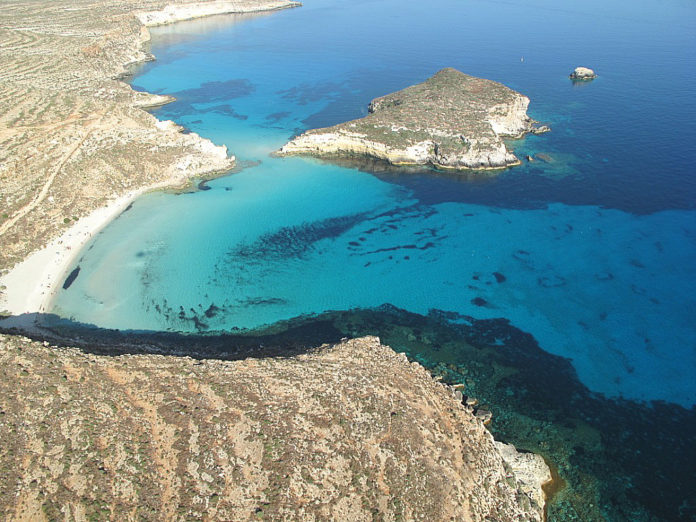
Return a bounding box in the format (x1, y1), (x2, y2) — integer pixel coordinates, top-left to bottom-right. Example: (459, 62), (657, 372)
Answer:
(49, 0), (696, 518)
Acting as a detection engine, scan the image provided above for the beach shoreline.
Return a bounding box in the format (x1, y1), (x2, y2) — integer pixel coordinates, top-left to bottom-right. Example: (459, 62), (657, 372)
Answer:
(1, 180), (190, 319)
(0, 0), (299, 323)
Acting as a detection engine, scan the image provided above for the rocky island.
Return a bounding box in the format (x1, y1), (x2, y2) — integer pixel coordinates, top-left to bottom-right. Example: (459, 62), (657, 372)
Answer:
(278, 67), (547, 170)
(569, 67), (597, 81)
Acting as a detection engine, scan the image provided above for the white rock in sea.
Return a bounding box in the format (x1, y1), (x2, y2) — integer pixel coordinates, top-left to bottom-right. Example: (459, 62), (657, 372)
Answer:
(569, 67), (597, 80)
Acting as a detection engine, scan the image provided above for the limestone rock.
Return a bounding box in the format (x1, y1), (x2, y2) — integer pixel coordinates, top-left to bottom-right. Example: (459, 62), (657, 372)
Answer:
(278, 68), (548, 171)
(570, 66), (597, 80)
(495, 441), (553, 512)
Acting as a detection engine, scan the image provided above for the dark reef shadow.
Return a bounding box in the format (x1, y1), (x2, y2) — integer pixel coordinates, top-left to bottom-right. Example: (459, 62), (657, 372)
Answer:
(0, 312), (345, 361)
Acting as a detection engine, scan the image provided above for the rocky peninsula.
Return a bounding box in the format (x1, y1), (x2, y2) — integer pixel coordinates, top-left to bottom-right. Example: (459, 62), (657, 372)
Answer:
(278, 67), (547, 170)
(0, 334), (550, 520)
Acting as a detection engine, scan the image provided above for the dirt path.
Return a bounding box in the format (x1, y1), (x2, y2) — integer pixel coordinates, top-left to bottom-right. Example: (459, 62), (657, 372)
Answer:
(0, 111), (105, 237)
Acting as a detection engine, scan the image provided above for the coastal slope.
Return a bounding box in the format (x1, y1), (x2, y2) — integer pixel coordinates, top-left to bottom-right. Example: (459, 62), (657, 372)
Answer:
(0, 0), (297, 275)
(0, 334), (548, 521)
(278, 67), (546, 170)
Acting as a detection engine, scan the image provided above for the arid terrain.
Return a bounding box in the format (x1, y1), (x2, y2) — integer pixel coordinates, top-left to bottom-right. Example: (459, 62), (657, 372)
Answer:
(0, 335), (549, 521)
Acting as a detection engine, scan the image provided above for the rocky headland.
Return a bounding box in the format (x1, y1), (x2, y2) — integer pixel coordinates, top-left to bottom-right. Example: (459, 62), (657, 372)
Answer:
(278, 67), (548, 171)
(0, 334), (550, 520)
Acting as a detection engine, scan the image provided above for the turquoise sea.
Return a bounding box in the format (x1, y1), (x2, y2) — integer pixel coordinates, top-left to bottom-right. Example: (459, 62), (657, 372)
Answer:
(49, 0), (695, 519)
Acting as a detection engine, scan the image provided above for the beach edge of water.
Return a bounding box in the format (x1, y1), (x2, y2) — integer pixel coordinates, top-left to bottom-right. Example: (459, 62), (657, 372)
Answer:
(0, 0), (300, 321)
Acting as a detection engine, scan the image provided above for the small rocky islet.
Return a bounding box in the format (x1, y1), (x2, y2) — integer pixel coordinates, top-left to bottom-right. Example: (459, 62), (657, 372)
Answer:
(569, 66), (597, 80)
(278, 67), (549, 171)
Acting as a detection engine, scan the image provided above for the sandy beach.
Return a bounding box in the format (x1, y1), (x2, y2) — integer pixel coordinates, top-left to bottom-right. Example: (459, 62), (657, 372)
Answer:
(0, 0), (298, 324)
(0, 181), (180, 319)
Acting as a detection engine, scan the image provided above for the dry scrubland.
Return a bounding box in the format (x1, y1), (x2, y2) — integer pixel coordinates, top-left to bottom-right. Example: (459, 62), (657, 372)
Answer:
(0, 1), (550, 520)
(0, 335), (546, 521)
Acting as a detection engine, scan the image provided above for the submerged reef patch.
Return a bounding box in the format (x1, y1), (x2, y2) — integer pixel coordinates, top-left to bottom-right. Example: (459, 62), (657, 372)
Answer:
(227, 213), (366, 261)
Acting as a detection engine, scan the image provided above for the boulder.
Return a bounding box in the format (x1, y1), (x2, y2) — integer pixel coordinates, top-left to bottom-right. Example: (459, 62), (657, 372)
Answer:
(569, 67), (597, 80)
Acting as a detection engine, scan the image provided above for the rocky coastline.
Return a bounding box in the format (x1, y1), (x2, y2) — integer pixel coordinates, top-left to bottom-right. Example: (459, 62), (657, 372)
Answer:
(278, 68), (548, 171)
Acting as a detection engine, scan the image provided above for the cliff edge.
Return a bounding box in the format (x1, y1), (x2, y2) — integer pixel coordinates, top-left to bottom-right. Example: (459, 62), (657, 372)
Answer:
(0, 334), (548, 521)
(278, 67), (547, 170)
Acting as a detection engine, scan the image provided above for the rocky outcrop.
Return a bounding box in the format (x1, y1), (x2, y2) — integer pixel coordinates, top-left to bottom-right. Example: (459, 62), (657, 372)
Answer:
(137, 0), (300, 27)
(569, 67), (597, 80)
(0, 334), (548, 520)
(278, 68), (547, 171)
(495, 441), (553, 510)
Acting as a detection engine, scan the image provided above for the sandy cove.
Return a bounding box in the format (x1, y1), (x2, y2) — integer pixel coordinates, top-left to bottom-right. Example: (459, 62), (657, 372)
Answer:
(1, 181), (184, 319)
(0, 0), (299, 321)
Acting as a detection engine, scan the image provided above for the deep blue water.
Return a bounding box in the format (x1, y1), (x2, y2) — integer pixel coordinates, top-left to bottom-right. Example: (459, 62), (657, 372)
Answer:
(49, 0), (696, 519)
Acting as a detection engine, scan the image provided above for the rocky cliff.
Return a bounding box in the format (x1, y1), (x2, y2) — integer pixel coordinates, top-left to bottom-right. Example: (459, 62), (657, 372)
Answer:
(278, 68), (546, 171)
(0, 334), (549, 521)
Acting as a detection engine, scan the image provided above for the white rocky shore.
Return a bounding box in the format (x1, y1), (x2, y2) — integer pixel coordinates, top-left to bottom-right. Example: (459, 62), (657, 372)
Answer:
(137, 0), (301, 26)
(278, 68), (548, 170)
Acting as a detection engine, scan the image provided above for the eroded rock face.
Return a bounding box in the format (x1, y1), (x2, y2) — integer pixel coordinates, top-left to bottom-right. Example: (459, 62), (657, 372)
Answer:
(278, 67), (545, 170)
(0, 334), (547, 521)
(569, 66), (597, 80)
(495, 441), (553, 510)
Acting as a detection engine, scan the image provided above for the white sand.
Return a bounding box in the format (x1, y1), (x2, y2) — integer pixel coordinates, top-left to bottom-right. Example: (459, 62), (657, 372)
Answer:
(137, 0), (299, 27)
(0, 183), (176, 320)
